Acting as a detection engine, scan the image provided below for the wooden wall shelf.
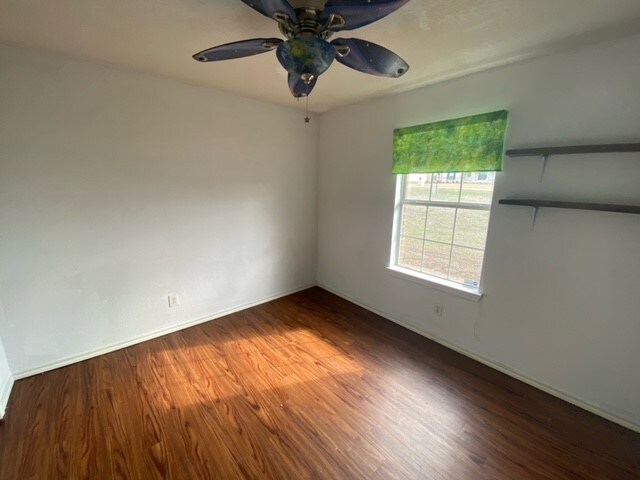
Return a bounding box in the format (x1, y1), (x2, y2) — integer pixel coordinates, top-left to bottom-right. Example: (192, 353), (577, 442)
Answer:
(506, 143), (640, 158)
(499, 199), (640, 215)
(502, 143), (640, 227)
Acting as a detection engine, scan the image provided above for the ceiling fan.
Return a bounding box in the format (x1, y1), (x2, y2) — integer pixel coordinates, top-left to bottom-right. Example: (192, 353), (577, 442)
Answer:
(193, 0), (410, 98)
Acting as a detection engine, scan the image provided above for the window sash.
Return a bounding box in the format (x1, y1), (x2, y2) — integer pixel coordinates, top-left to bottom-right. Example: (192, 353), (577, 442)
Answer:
(401, 199), (491, 211)
(392, 174), (493, 288)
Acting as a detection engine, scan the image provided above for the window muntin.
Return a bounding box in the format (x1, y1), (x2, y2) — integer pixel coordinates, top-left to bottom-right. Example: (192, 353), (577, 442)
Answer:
(393, 172), (495, 290)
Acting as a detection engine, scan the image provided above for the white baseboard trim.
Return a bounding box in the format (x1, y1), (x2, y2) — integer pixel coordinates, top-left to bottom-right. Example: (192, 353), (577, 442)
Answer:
(318, 282), (640, 434)
(0, 374), (14, 420)
(13, 283), (316, 380)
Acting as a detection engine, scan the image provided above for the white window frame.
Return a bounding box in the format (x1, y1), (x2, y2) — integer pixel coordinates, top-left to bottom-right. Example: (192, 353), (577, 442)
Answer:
(388, 173), (494, 301)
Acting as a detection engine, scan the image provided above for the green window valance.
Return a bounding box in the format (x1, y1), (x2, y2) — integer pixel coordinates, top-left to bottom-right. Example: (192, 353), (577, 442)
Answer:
(393, 110), (508, 174)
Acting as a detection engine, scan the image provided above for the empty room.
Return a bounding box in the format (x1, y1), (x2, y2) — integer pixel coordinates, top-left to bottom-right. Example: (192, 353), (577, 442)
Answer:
(1, 0), (639, 478)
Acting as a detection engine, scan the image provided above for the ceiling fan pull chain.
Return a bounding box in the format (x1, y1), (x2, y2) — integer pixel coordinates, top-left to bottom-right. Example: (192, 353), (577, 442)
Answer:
(305, 95), (310, 124)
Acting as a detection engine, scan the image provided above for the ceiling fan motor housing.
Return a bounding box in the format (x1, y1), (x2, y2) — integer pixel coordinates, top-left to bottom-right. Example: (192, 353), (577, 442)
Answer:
(276, 37), (335, 83)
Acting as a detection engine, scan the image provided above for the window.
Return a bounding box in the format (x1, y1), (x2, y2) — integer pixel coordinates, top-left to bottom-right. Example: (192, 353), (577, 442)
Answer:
(389, 110), (508, 296)
(391, 172), (495, 291)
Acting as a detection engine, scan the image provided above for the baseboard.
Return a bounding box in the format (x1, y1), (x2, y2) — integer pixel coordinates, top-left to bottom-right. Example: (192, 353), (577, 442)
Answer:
(13, 283), (316, 380)
(0, 374), (14, 420)
(317, 282), (640, 434)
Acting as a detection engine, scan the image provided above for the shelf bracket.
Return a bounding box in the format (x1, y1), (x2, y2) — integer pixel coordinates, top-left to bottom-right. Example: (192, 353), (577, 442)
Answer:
(538, 154), (549, 182)
(530, 206), (539, 230)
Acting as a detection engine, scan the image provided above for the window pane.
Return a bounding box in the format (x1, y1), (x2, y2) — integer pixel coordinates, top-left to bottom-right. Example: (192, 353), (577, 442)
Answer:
(453, 210), (490, 249)
(422, 241), (450, 279)
(404, 174), (432, 200)
(430, 173), (461, 202)
(449, 246), (484, 286)
(460, 172), (495, 204)
(425, 206), (455, 243)
(398, 236), (423, 271)
(393, 172), (493, 291)
(400, 205), (426, 238)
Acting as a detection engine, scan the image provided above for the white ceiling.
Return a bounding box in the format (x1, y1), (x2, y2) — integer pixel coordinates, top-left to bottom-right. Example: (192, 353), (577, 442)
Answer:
(1, 0), (639, 113)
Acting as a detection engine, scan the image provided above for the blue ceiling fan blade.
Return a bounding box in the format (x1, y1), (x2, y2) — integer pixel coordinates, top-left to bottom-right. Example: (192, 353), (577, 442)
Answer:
(241, 0), (298, 23)
(332, 38), (409, 77)
(193, 38), (282, 62)
(288, 73), (318, 97)
(320, 0), (409, 31)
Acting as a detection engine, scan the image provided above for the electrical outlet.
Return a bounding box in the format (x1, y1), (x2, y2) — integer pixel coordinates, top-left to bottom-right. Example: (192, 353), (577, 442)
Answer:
(168, 294), (180, 307)
(433, 303), (443, 317)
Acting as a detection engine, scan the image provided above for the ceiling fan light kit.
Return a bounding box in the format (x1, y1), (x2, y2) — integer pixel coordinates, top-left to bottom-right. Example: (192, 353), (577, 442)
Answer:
(193, 0), (410, 99)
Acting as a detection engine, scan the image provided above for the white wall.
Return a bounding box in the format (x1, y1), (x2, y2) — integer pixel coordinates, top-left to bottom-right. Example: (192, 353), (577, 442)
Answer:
(317, 35), (640, 430)
(0, 342), (11, 418)
(0, 300), (12, 418)
(0, 45), (318, 376)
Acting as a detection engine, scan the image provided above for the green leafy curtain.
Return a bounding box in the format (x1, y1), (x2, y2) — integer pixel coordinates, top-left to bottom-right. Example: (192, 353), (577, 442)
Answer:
(393, 110), (508, 174)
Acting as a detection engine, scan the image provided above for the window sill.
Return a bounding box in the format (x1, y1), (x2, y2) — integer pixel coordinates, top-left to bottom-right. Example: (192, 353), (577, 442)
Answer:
(386, 266), (483, 302)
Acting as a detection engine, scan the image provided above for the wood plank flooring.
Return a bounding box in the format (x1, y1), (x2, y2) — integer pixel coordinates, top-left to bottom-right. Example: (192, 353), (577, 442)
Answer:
(0, 287), (638, 479)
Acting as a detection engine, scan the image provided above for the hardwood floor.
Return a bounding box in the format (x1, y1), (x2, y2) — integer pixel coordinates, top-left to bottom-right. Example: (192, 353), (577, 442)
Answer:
(0, 287), (638, 479)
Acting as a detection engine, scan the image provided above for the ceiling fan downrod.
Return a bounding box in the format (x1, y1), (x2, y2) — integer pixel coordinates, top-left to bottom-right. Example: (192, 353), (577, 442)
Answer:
(274, 8), (344, 40)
